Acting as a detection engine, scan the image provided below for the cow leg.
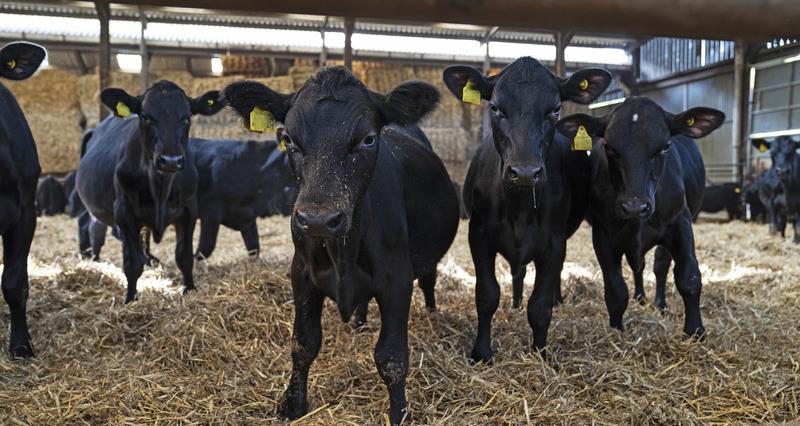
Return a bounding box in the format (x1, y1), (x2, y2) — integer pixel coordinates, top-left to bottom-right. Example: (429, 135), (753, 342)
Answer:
(510, 262), (525, 309)
(766, 205), (777, 235)
(793, 216), (800, 244)
(174, 210), (196, 293)
(417, 272), (437, 312)
(374, 266), (413, 425)
(115, 203), (146, 303)
(593, 226), (628, 332)
(77, 211), (92, 259)
(626, 252), (646, 304)
(662, 209), (705, 339)
(353, 300), (369, 327)
(777, 210), (787, 238)
(469, 223), (500, 363)
(240, 220), (260, 257)
(653, 245), (672, 312)
(89, 219), (107, 261)
(195, 215), (221, 260)
(278, 255), (323, 420)
(140, 228), (160, 267)
(2, 206), (36, 358)
(527, 238), (565, 355)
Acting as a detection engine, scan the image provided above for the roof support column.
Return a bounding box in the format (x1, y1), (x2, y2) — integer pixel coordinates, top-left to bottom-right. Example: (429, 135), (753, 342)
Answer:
(733, 41), (754, 181)
(343, 16), (355, 70)
(319, 16), (329, 66)
(138, 7), (149, 93)
(554, 31), (573, 77)
(95, 0), (110, 121)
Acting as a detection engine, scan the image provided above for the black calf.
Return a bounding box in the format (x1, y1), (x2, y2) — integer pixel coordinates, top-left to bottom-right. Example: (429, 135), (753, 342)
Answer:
(558, 97), (724, 338)
(35, 175), (66, 216)
(0, 41), (46, 357)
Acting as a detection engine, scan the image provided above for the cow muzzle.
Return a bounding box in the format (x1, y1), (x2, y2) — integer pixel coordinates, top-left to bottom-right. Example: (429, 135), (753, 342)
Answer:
(503, 164), (545, 187)
(155, 154), (185, 173)
(295, 209), (347, 238)
(618, 197), (653, 220)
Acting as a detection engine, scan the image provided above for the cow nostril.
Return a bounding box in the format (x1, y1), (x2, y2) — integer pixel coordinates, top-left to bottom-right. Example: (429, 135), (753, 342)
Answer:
(508, 167), (519, 181)
(295, 212), (309, 228)
(642, 204), (651, 215)
(532, 167), (543, 181)
(326, 212), (344, 231)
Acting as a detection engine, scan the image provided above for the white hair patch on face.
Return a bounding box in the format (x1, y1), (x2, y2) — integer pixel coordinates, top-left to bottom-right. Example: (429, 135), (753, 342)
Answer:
(632, 113), (639, 122)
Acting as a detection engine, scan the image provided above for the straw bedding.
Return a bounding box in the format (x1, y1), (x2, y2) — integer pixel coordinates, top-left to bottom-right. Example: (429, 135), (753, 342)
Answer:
(1, 215), (798, 424)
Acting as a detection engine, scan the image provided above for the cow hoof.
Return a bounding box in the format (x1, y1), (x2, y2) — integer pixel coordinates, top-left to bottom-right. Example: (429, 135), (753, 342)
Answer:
(124, 293), (137, 304)
(469, 347), (494, 365)
(10, 342), (34, 359)
(654, 299), (667, 313)
(146, 255), (161, 267)
(277, 395), (308, 420)
(390, 409), (412, 425)
(684, 326), (706, 341)
(511, 299), (522, 309)
(553, 295), (565, 307)
(183, 286), (197, 295)
(634, 293), (646, 305)
(425, 305), (437, 313)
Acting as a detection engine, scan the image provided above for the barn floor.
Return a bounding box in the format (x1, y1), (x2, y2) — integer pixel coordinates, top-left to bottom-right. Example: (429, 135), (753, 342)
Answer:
(1, 215), (799, 424)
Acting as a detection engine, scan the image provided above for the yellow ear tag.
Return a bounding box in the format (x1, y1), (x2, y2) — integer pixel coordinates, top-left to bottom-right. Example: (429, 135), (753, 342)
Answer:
(5, 59), (15, 70)
(686, 117), (695, 126)
(206, 98), (215, 106)
(278, 139), (287, 152)
(735, 187), (742, 194)
(579, 79), (589, 90)
(115, 101), (131, 118)
(572, 125), (592, 151)
(758, 143), (768, 153)
(248, 106), (276, 133)
(462, 80), (482, 105)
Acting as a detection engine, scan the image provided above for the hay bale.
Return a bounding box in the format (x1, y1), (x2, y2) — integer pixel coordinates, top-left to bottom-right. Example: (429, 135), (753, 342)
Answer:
(221, 55), (269, 75)
(6, 69), (82, 173)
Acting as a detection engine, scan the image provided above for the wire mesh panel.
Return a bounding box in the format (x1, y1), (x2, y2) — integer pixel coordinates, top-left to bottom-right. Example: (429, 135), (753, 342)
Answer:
(640, 38), (734, 81)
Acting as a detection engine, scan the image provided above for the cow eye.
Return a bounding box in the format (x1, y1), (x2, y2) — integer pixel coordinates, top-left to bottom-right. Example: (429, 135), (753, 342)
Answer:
(281, 133), (300, 154)
(489, 103), (500, 115)
(550, 106), (561, 116)
(353, 134), (377, 152)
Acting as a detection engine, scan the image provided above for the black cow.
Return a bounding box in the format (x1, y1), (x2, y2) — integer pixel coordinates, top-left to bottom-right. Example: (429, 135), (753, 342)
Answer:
(0, 42), (45, 357)
(75, 80), (223, 302)
(740, 175), (767, 222)
(63, 170), (76, 209)
(224, 67), (459, 424)
(753, 167), (786, 235)
(190, 137), (295, 260)
(752, 136), (800, 242)
(557, 97), (724, 337)
(442, 57), (611, 361)
(699, 182), (743, 221)
(35, 175), (66, 216)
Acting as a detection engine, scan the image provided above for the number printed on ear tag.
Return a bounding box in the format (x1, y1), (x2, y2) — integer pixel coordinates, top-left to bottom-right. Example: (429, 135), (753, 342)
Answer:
(572, 125), (593, 151)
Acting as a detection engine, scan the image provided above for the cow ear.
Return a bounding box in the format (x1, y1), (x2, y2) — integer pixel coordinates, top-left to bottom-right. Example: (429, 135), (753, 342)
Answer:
(100, 88), (141, 118)
(560, 68), (612, 105)
(667, 107), (725, 138)
(190, 90), (225, 116)
(442, 65), (493, 104)
(557, 113), (606, 139)
(751, 138), (770, 152)
(380, 80), (440, 125)
(0, 42), (46, 80)
(223, 80), (292, 128)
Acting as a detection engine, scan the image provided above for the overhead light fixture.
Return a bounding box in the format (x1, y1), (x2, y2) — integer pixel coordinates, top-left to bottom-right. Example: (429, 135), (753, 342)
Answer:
(116, 53), (142, 73)
(749, 128), (800, 139)
(211, 57), (223, 74)
(588, 97), (625, 110)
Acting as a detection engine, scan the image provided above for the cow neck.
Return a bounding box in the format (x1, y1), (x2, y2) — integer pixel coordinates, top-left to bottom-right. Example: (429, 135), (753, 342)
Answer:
(145, 161), (177, 240)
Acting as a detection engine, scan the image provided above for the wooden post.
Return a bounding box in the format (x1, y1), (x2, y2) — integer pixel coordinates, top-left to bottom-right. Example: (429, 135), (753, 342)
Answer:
(343, 17), (355, 70)
(95, 0), (111, 121)
(319, 16), (329, 67)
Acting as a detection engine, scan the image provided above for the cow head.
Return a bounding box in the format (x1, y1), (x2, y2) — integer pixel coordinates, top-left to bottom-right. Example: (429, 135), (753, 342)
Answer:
(0, 42), (46, 81)
(224, 66), (439, 240)
(443, 57), (611, 189)
(752, 136), (800, 185)
(558, 97), (725, 220)
(101, 81), (223, 174)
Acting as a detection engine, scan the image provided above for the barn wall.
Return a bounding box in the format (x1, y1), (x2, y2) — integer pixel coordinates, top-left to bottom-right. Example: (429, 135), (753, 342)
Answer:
(6, 62), (481, 181)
